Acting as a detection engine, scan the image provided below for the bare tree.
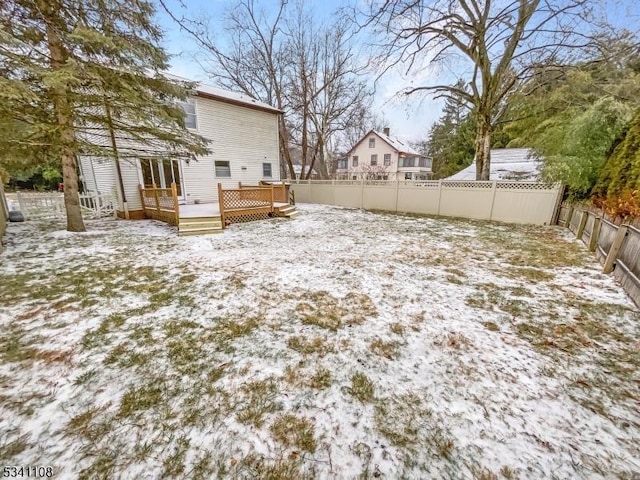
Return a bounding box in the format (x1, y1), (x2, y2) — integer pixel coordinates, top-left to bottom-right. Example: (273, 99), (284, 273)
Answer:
(358, 0), (612, 180)
(162, 0), (372, 180)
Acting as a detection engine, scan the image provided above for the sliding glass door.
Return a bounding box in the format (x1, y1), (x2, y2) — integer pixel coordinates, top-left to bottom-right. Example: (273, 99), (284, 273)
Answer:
(140, 159), (184, 198)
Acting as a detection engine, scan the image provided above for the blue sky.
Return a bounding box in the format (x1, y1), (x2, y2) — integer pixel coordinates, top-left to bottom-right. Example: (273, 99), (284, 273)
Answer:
(156, 0), (444, 143)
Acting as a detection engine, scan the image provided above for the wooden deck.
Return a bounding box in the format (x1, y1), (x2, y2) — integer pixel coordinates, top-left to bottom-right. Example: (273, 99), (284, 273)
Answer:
(138, 183), (298, 236)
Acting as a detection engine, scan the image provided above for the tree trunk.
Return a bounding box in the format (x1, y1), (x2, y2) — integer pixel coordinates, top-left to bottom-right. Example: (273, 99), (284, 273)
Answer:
(42, 0), (85, 231)
(278, 116), (296, 179)
(475, 116), (492, 181)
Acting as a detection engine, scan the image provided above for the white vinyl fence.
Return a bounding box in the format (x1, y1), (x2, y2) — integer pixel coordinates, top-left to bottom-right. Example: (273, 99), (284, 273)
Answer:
(291, 180), (563, 225)
(14, 191), (117, 220)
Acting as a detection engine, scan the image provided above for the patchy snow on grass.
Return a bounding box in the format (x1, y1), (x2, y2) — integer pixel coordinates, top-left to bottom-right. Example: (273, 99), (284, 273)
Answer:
(1, 204), (639, 479)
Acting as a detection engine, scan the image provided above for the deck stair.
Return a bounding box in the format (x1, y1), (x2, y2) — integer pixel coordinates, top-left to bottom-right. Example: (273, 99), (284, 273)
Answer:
(275, 204), (299, 218)
(178, 215), (223, 236)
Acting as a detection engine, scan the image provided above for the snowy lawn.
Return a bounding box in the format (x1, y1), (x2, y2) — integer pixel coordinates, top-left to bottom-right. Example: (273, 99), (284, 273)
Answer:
(0, 204), (639, 479)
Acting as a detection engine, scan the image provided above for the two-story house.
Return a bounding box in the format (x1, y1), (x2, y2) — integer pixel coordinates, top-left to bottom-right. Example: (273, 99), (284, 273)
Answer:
(336, 128), (432, 180)
(79, 78), (282, 219)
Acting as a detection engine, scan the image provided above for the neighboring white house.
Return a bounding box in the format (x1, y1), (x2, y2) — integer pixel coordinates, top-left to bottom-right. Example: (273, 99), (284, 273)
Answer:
(79, 78), (282, 219)
(336, 128), (432, 180)
(447, 148), (541, 181)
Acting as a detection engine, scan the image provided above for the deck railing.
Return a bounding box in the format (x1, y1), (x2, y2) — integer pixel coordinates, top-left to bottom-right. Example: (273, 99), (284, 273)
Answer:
(239, 181), (290, 204)
(139, 183), (179, 226)
(219, 183), (275, 227)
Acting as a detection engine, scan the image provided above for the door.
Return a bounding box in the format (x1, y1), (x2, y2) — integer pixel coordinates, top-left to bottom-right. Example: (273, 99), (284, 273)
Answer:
(140, 159), (185, 200)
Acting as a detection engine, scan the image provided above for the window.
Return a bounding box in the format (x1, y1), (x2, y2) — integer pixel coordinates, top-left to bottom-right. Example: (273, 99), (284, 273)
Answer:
(352, 156), (359, 167)
(400, 157), (416, 168)
(371, 154), (378, 166)
(215, 160), (231, 177)
(383, 175), (388, 180)
(419, 157), (432, 168)
(369, 137), (375, 148)
(263, 162), (272, 177)
(352, 176), (357, 180)
(405, 172), (412, 180)
(337, 159), (348, 169)
(384, 154), (391, 166)
(179, 100), (197, 129)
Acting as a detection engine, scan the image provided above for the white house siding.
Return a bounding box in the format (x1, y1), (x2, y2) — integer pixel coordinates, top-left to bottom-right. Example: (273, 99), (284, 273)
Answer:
(117, 158), (143, 210)
(79, 156), (117, 196)
(346, 133), (399, 180)
(181, 96), (280, 204)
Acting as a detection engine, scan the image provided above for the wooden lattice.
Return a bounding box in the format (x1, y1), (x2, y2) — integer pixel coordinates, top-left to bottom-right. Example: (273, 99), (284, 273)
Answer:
(222, 188), (271, 210)
(225, 207), (273, 225)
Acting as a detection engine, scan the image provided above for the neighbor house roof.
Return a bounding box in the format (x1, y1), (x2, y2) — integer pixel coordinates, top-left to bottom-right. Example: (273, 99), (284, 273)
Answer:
(163, 73), (283, 115)
(348, 129), (422, 156)
(447, 148), (541, 181)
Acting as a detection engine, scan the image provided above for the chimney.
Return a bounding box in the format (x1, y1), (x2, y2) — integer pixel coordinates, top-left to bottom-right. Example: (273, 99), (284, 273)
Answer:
(383, 127), (390, 137)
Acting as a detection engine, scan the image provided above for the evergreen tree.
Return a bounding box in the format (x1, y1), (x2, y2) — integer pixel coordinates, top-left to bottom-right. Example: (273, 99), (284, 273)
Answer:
(0, 0), (210, 231)
(425, 90), (476, 179)
(594, 107), (640, 209)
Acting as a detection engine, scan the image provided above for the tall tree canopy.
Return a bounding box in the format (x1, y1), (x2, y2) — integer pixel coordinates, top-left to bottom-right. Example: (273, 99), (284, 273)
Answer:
(359, 0), (618, 180)
(0, 0), (209, 231)
(162, 0), (373, 179)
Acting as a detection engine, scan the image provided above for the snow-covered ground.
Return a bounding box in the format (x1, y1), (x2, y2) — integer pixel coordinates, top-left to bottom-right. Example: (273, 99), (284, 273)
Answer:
(0, 204), (638, 479)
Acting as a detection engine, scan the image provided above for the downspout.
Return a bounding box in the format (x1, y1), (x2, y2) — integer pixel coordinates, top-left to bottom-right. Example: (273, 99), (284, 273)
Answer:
(104, 99), (129, 219)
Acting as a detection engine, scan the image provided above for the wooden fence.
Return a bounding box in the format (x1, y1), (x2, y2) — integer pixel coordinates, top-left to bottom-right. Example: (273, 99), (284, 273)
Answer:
(219, 183), (274, 226)
(291, 179), (562, 225)
(0, 183), (7, 253)
(139, 183), (179, 226)
(558, 203), (640, 306)
(13, 191), (117, 220)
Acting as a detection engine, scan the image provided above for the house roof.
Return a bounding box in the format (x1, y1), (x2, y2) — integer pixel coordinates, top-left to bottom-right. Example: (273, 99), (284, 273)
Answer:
(163, 73), (282, 114)
(348, 129), (422, 156)
(447, 148), (541, 181)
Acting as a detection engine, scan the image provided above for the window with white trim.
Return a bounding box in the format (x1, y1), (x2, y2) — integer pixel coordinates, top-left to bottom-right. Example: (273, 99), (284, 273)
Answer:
(263, 162), (272, 177)
(371, 154), (378, 166)
(179, 100), (197, 129)
(384, 154), (391, 166)
(215, 160), (231, 177)
(369, 137), (375, 148)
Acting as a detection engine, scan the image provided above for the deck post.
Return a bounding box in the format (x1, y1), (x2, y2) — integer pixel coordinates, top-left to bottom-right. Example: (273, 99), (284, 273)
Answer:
(217, 183), (226, 229)
(171, 182), (179, 226)
(270, 184), (275, 212)
(138, 185), (146, 217)
(152, 183), (160, 213)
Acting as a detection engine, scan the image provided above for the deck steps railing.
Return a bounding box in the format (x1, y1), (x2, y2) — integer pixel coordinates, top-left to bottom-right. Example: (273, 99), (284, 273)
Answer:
(139, 183), (179, 226)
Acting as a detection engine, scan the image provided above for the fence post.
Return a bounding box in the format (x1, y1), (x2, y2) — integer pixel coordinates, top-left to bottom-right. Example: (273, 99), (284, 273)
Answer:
(95, 192), (102, 218)
(576, 209), (588, 240)
(436, 180), (443, 216)
(603, 225), (628, 274)
(171, 182), (179, 226)
(489, 181), (498, 221)
(360, 178), (364, 209)
(588, 217), (601, 252)
(217, 183), (226, 229)
(394, 179), (400, 212)
(566, 205), (574, 228)
(16, 191), (26, 217)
